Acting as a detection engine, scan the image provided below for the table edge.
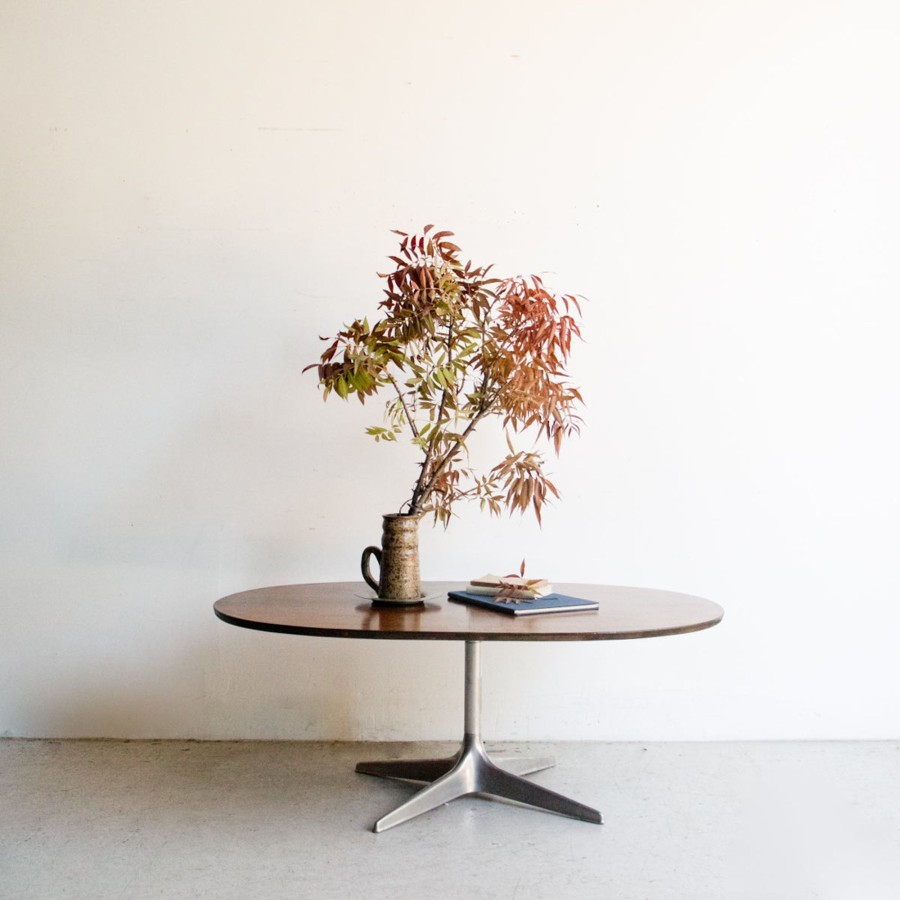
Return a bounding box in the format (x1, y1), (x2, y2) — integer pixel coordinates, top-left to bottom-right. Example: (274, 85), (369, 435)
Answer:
(213, 583), (724, 642)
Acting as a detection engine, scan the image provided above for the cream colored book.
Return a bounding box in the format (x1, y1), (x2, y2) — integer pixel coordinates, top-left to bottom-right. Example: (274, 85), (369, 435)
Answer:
(466, 574), (552, 598)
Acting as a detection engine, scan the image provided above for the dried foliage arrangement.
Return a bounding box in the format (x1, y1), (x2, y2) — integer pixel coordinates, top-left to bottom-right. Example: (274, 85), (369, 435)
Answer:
(305, 226), (584, 527)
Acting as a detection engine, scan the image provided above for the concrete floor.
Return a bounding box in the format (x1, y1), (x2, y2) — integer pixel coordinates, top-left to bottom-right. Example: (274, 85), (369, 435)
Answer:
(1, 740), (898, 899)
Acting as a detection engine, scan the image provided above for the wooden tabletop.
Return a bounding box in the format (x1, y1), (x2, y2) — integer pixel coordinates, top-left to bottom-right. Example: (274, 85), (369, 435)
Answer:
(214, 582), (723, 642)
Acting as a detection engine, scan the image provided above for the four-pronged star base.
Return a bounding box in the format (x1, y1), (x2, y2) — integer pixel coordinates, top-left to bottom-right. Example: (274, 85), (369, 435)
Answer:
(355, 641), (603, 832)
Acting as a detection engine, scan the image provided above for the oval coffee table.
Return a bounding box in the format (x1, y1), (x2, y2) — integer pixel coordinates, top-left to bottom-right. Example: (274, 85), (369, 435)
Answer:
(214, 581), (723, 832)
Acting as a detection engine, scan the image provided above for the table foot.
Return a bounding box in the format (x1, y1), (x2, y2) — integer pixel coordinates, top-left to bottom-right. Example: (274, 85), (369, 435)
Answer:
(359, 734), (601, 832)
(369, 751), (474, 833)
(478, 761), (603, 825)
(489, 754), (556, 777)
(355, 755), (458, 783)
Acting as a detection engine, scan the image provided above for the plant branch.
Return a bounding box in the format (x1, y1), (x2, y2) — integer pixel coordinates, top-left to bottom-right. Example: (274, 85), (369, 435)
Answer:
(387, 373), (419, 439)
(409, 319), (455, 511)
(409, 379), (501, 514)
(434, 320), (453, 437)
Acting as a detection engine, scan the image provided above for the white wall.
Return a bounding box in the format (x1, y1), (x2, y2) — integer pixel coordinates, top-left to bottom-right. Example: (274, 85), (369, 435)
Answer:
(2, 0), (898, 741)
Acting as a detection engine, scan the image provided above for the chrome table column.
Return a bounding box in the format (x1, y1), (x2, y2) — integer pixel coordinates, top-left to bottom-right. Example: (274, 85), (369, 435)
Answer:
(355, 640), (603, 832)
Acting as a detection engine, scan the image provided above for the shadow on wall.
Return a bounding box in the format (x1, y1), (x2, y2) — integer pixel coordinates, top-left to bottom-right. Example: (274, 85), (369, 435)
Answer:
(24, 628), (363, 740)
(20, 606), (461, 741)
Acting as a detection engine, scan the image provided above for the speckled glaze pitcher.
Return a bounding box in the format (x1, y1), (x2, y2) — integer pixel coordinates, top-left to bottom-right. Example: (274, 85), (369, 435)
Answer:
(361, 513), (423, 605)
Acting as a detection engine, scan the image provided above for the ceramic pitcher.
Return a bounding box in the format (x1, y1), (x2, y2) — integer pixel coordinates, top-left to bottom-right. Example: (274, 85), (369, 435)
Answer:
(361, 513), (423, 604)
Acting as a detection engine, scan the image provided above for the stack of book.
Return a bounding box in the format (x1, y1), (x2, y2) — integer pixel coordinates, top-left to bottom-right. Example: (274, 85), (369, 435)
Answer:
(448, 574), (599, 616)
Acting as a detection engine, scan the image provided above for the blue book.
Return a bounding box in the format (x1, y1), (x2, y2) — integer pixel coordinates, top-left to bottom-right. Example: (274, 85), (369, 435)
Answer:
(448, 590), (599, 616)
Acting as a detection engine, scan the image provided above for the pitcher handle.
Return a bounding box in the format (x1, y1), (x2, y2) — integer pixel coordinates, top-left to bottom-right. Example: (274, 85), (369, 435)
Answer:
(361, 546), (382, 594)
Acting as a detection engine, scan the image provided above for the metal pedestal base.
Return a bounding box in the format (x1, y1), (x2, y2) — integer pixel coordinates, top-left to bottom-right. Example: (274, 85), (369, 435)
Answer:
(355, 641), (603, 832)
